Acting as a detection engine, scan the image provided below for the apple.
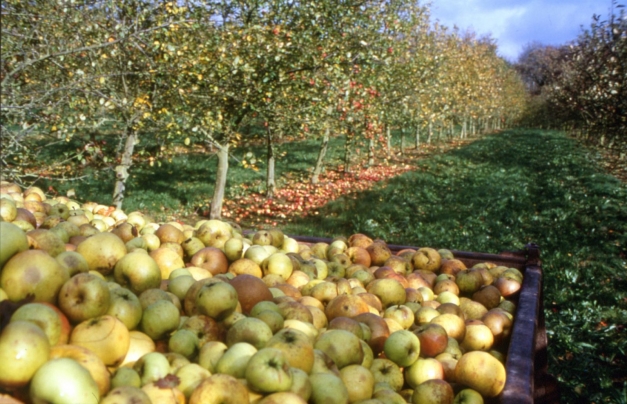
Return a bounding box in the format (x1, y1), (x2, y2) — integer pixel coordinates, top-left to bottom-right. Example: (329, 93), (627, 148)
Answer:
(195, 281), (239, 320)
(265, 328), (315, 373)
(198, 340), (228, 373)
(228, 257), (263, 278)
(113, 252), (161, 295)
(58, 272), (111, 323)
(100, 386), (151, 404)
(190, 247), (229, 276)
(1, 249), (70, 304)
(440, 259), (467, 276)
(222, 316), (271, 349)
(461, 321), (494, 352)
(261, 252), (294, 281)
(415, 321), (447, 354)
(141, 379), (186, 404)
(149, 247), (185, 279)
(0, 222), (29, 268)
(410, 379), (454, 404)
(455, 270), (484, 296)
(324, 293), (371, 321)
(119, 330), (156, 368)
(481, 308), (513, 345)
(188, 373), (249, 404)
(328, 316), (364, 339)
(366, 241), (392, 266)
(169, 329), (200, 359)
(415, 306), (440, 325)
(76, 231), (127, 275)
(366, 278), (407, 309)
(373, 388), (408, 403)
(314, 329), (364, 370)
(459, 298), (488, 321)
(49, 344), (110, 397)
(56, 251), (90, 276)
(107, 287), (143, 330)
(404, 357), (444, 389)
(70, 314), (130, 367)
(309, 372), (350, 404)
(288, 367), (313, 401)
(384, 330), (421, 368)
(140, 298), (180, 340)
(0, 321), (50, 389)
(454, 351), (506, 397)
(257, 391), (307, 404)
(338, 364), (375, 402)
(178, 314), (224, 347)
(215, 342), (258, 378)
(29, 358), (100, 404)
(167, 274), (196, 301)
(133, 352), (171, 386)
(10, 302), (70, 346)
(383, 304), (415, 329)
(411, 248), (442, 272)
(245, 347), (293, 394)
(369, 358), (404, 392)
(111, 367), (142, 388)
(431, 313), (466, 342)
(175, 363), (211, 399)
(353, 312), (390, 355)
(453, 388), (484, 404)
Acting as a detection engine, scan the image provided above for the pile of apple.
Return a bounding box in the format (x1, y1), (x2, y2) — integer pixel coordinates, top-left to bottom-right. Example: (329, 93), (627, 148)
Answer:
(0, 182), (523, 404)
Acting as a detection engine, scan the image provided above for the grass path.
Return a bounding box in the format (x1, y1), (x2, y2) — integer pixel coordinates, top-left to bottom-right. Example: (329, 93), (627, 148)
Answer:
(283, 129), (627, 403)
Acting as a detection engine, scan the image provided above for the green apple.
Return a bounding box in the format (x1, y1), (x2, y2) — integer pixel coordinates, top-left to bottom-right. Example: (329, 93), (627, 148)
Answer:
(383, 330), (421, 367)
(215, 342), (258, 378)
(367, 278), (406, 309)
(107, 287), (143, 330)
(261, 252), (294, 281)
(405, 357), (444, 389)
(140, 299), (180, 340)
(58, 272), (111, 323)
(369, 358), (404, 392)
(10, 302), (69, 346)
(133, 352), (171, 386)
(308, 372), (350, 404)
(410, 379), (454, 404)
(76, 231), (127, 275)
(245, 348), (293, 393)
(29, 358), (99, 404)
(454, 388), (484, 404)
(56, 251), (90, 276)
(0, 221), (28, 268)
(113, 251), (161, 295)
(195, 281), (239, 320)
(314, 329), (364, 369)
(225, 316), (273, 349)
(169, 329), (200, 359)
(288, 367), (313, 401)
(253, 309), (285, 334)
(383, 305), (415, 330)
(111, 367), (142, 388)
(0, 321), (50, 389)
(180, 314), (225, 347)
(168, 275), (196, 301)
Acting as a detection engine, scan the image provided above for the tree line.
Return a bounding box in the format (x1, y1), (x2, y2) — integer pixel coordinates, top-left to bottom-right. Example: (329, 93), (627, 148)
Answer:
(516, 3), (626, 153)
(1, 0), (527, 218)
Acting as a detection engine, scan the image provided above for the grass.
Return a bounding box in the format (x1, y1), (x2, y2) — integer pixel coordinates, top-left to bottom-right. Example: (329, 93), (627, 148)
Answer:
(283, 129), (627, 403)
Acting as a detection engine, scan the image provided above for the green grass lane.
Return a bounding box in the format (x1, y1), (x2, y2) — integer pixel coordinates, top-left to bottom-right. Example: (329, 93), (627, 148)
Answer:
(284, 129), (627, 403)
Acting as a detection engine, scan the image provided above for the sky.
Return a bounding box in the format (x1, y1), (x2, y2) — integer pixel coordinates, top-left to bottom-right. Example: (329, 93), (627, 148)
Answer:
(428, 0), (617, 62)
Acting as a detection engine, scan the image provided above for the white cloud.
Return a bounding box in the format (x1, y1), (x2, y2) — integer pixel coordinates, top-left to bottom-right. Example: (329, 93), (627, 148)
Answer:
(429, 0), (614, 61)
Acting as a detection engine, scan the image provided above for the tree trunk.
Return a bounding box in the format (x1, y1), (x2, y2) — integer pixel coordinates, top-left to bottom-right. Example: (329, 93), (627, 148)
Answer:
(368, 137), (375, 166)
(400, 128), (405, 157)
(312, 127), (329, 184)
(462, 118), (467, 139)
(343, 128), (353, 173)
(415, 126), (420, 149)
(112, 129), (137, 209)
(386, 125), (392, 151)
(428, 121), (433, 144)
(210, 143), (229, 219)
(266, 127), (276, 198)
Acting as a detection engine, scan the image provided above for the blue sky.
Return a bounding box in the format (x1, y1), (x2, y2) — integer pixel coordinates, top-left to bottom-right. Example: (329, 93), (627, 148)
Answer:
(429, 0), (617, 61)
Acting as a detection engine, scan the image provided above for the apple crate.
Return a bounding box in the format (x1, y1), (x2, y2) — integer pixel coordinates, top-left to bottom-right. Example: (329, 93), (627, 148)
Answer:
(291, 237), (559, 404)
